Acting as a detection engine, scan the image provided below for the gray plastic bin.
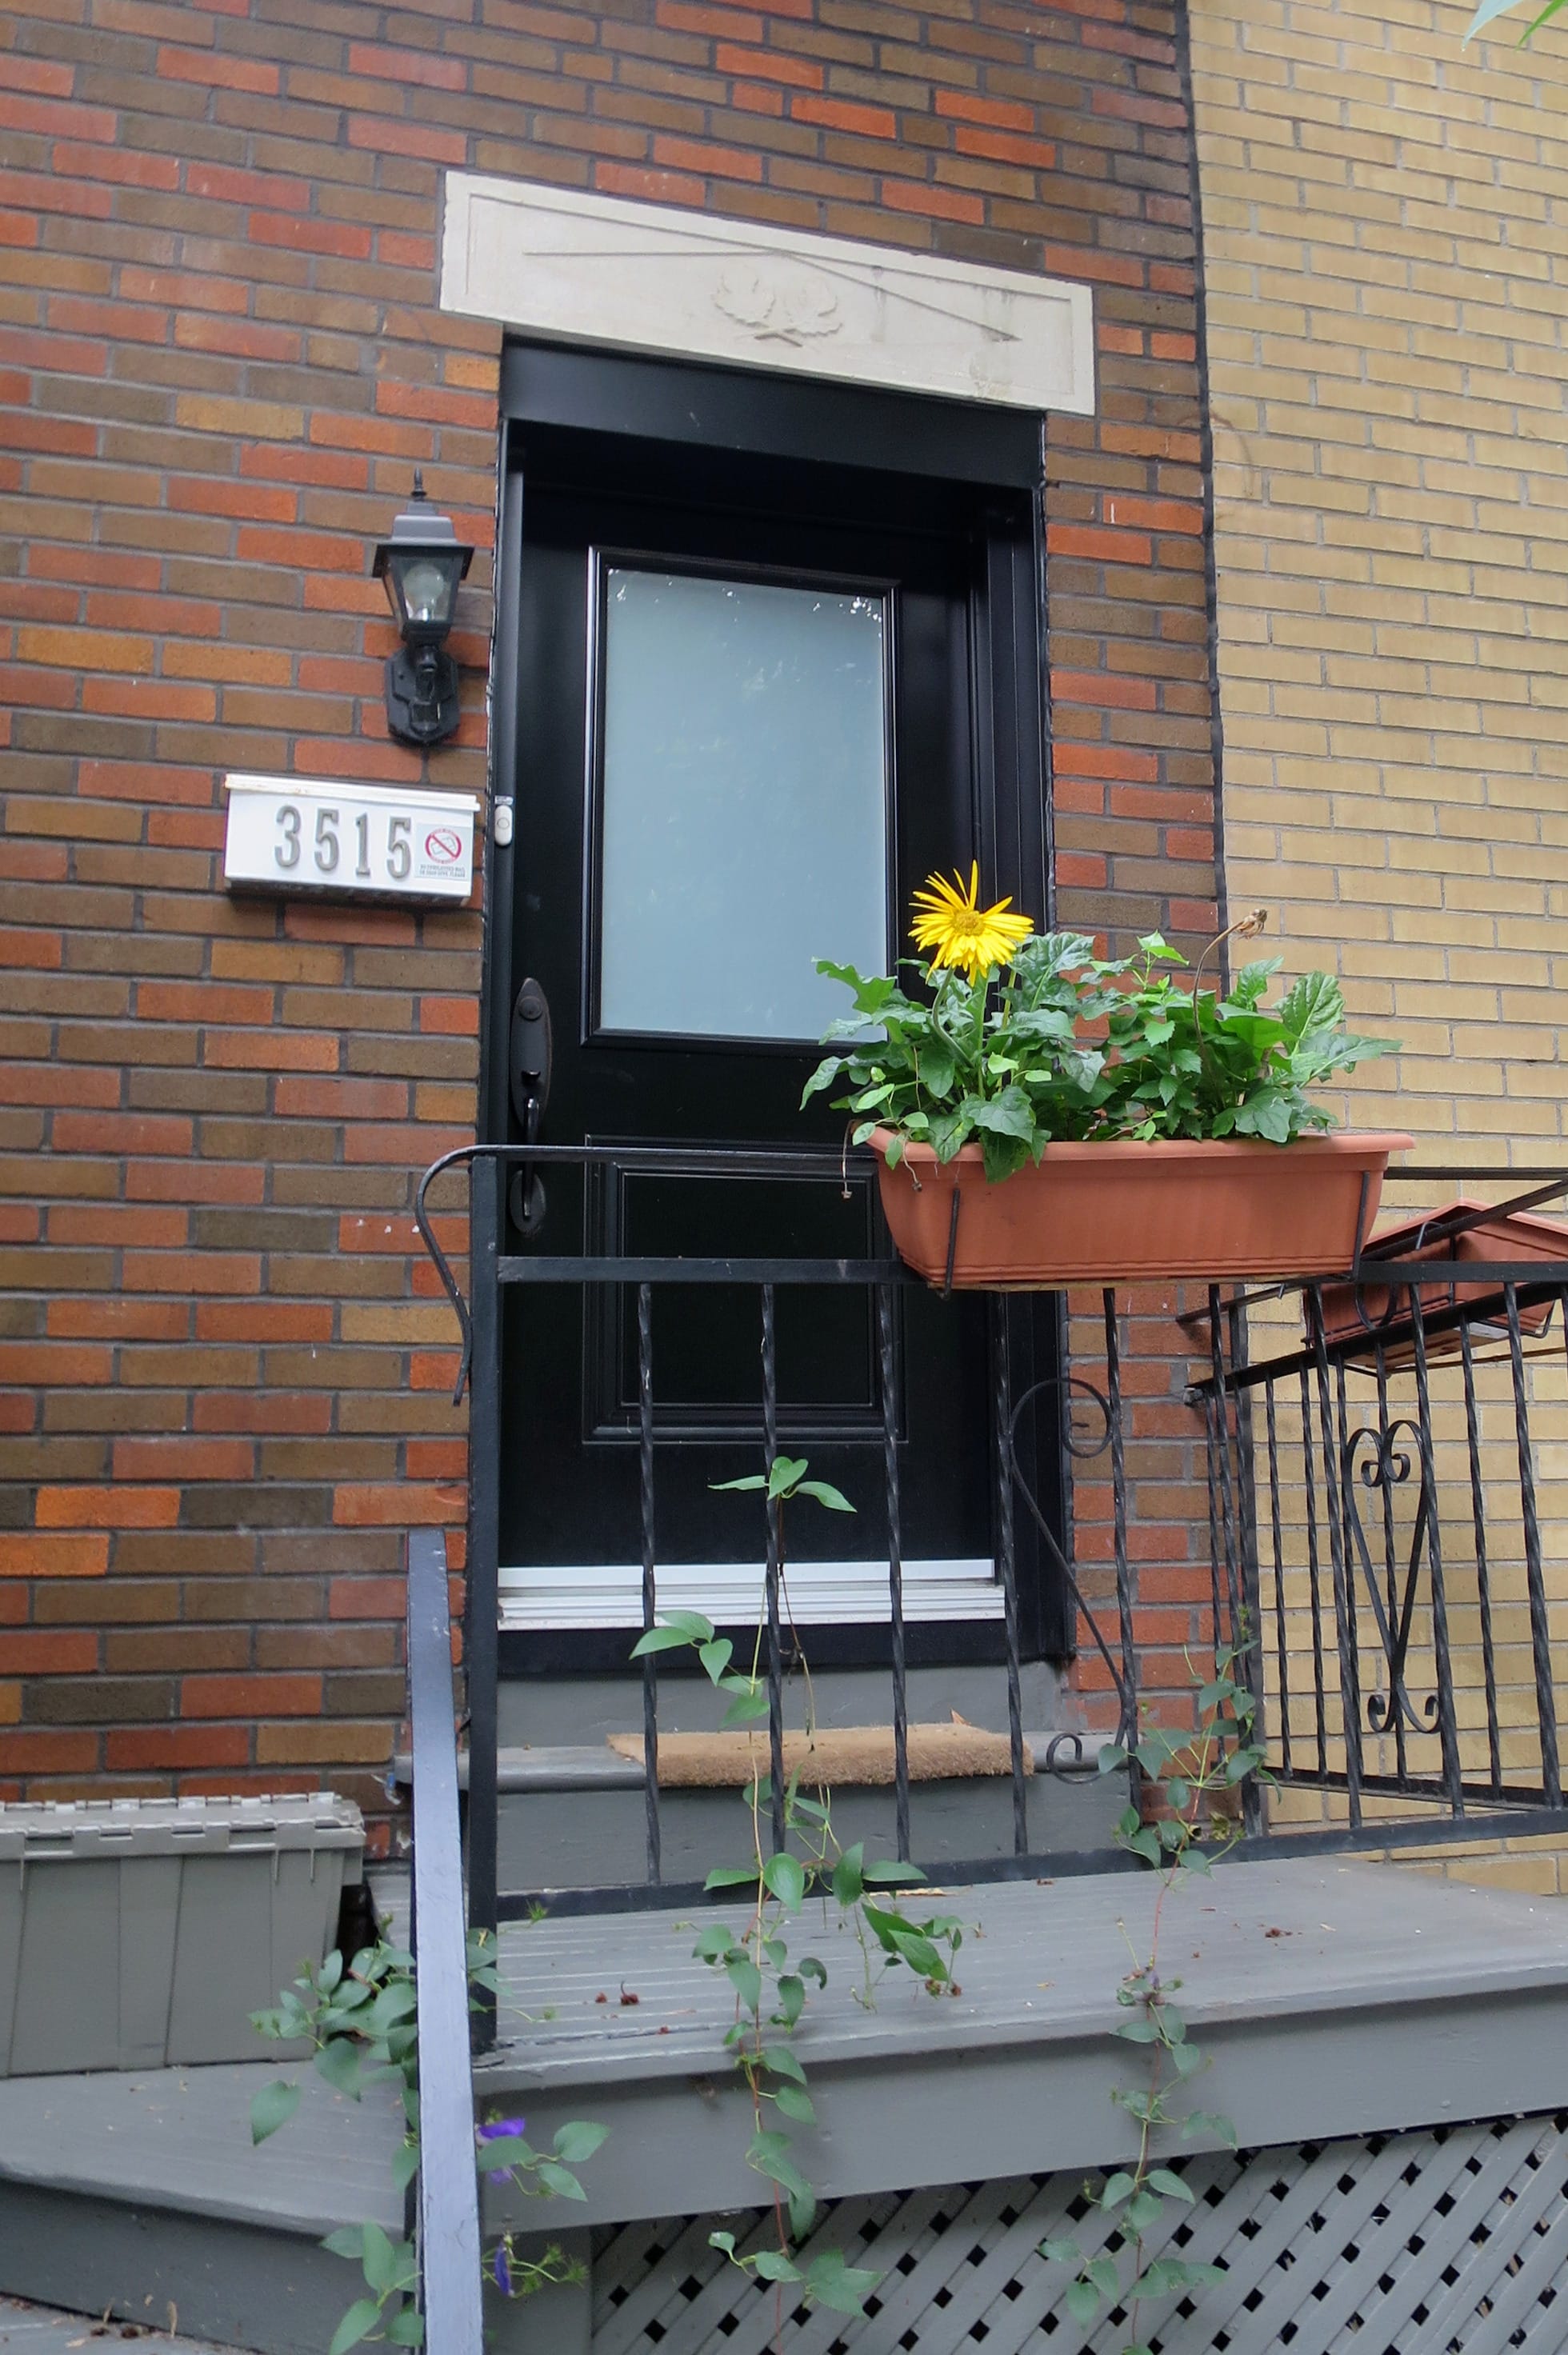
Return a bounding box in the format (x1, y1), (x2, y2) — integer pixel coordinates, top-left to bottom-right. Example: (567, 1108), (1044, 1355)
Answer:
(0, 1793), (365, 2076)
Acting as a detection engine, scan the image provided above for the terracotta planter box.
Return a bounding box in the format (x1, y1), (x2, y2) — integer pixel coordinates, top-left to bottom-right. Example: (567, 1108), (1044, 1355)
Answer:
(870, 1130), (1413, 1288)
(1315, 1200), (1568, 1364)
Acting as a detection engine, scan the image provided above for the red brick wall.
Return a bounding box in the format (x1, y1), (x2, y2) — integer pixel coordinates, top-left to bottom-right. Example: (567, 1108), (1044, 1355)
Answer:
(1, 0), (1218, 1834)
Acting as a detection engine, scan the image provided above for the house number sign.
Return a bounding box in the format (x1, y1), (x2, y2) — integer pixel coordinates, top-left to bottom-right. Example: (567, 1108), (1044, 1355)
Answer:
(222, 774), (479, 906)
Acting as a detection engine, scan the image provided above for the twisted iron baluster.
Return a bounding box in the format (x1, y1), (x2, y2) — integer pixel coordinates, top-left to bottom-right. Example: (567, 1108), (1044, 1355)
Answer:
(1207, 1288), (1243, 1657)
(1103, 1292), (1138, 1761)
(1505, 1282), (1560, 1805)
(993, 1307), (1028, 1855)
(761, 1285), (786, 1857)
(1298, 1367), (1329, 1781)
(1457, 1316), (1502, 1797)
(1408, 1290), (1463, 1817)
(1203, 1389), (1224, 1653)
(637, 1282), (660, 1885)
(878, 1285), (911, 1865)
(1264, 1379), (1291, 1778)
(1310, 1286), (1362, 1831)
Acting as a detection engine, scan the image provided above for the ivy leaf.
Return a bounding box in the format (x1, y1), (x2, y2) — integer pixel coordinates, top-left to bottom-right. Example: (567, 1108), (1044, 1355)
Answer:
(771, 1974), (805, 2029)
(322, 2225), (366, 2261)
(553, 2121), (609, 2165)
(1038, 2237), (1081, 2268)
(706, 1865), (758, 1891)
(1124, 2188), (1166, 2233)
(535, 2160), (587, 2201)
(630, 1625), (702, 1656)
(766, 1456), (809, 1499)
(710, 1474), (767, 1494)
(794, 1479), (856, 1513)
(1065, 2278), (1102, 2325)
(831, 1843), (864, 1907)
(1099, 2171), (1137, 2207)
(762, 2045), (808, 2084)
(385, 2307), (425, 2348)
(314, 2039), (363, 2100)
(746, 2129), (815, 2214)
(774, 2082), (816, 2124)
(727, 1956), (763, 2013)
(802, 2250), (882, 2316)
(360, 2221), (404, 2295)
(250, 2078), (301, 2145)
(752, 2250), (802, 2285)
(328, 2298), (386, 2355)
(762, 1852), (806, 1912)
(1147, 2166), (1195, 2203)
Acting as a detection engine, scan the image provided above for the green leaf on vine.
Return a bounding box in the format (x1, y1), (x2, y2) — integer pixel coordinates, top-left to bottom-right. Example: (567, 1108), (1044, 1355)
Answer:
(1065, 2278), (1102, 2325)
(762, 1852), (806, 1911)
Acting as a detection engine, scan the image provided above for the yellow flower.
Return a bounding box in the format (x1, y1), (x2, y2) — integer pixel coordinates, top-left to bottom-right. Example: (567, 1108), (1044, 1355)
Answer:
(910, 863), (1034, 983)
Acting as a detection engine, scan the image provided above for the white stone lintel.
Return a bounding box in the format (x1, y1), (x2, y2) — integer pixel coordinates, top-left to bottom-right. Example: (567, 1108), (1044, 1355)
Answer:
(441, 172), (1094, 418)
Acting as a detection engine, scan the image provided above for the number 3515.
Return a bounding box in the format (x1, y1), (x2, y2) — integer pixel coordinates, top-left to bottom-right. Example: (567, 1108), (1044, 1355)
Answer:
(274, 805), (412, 881)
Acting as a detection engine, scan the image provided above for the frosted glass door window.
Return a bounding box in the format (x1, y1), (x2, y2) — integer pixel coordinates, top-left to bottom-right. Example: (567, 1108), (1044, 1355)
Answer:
(598, 567), (889, 1041)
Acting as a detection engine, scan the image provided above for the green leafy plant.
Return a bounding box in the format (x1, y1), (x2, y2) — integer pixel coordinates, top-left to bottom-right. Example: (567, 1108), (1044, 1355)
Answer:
(251, 1933), (606, 2352)
(632, 1457), (966, 2319)
(806, 906), (1397, 1181)
(1040, 1649), (1266, 2355)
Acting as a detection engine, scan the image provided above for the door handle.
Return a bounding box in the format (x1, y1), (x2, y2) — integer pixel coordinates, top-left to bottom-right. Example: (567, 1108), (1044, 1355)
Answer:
(508, 978), (552, 1237)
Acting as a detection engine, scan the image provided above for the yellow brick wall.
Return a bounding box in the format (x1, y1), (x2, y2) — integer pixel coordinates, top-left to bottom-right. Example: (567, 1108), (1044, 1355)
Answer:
(1189, 0), (1568, 1152)
(1187, 0), (1568, 1886)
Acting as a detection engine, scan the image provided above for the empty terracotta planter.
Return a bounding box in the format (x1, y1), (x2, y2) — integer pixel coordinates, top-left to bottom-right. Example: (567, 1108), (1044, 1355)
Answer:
(1315, 1199), (1568, 1365)
(870, 1129), (1413, 1288)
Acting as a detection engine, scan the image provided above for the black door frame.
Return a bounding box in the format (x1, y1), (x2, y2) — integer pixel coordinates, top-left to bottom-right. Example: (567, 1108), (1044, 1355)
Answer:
(474, 341), (1074, 1677)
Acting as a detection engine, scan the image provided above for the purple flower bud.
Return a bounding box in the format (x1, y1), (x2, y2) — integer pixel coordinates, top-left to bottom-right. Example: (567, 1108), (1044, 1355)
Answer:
(493, 2241), (513, 2297)
(478, 2117), (526, 2141)
(478, 2117), (526, 2184)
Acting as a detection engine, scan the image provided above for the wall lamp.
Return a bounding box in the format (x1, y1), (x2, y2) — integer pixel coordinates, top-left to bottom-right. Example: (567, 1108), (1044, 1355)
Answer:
(372, 472), (474, 746)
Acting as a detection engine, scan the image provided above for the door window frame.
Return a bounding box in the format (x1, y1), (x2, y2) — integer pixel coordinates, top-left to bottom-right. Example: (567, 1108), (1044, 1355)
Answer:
(583, 545), (898, 1053)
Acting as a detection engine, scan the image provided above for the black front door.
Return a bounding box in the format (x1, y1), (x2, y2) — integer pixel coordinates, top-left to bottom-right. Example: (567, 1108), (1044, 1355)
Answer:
(494, 401), (1063, 1669)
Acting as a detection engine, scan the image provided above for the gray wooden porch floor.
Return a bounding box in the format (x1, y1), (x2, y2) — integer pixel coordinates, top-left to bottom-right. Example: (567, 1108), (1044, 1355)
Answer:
(478, 1855), (1568, 2229)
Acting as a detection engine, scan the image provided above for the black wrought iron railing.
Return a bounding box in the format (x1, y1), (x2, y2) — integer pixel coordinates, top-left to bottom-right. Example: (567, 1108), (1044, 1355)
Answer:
(1190, 1167), (1568, 1849)
(410, 1146), (1568, 2049)
(405, 1527), (484, 2352)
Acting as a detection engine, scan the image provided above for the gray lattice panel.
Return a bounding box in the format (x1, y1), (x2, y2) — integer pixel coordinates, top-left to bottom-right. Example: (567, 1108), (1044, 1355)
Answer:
(590, 2114), (1568, 2355)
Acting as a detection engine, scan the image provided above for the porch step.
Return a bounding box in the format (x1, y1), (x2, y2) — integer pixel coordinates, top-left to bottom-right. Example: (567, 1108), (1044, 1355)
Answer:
(471, 1855), (1568, 2229)
(0, 2293), (252, 2354)
(391, 1733), (1123, 1893)
(0, 2064), (403, 2355)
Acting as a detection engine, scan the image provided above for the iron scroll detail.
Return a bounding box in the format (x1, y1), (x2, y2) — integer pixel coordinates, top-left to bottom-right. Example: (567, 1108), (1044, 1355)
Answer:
(1342, 1419), (1438, 1738)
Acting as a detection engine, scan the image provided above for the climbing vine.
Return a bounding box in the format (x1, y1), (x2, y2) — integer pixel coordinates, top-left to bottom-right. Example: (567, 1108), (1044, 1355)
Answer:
(250, 1931), (606, 2352)
(1039, 1647), (1265, 2354)
(631, 1454), (967, 2319)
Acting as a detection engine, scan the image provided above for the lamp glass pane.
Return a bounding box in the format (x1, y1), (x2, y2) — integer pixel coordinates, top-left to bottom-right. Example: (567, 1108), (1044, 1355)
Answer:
(598, 567), (889, 1042)
(394, 554), (458, 628)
